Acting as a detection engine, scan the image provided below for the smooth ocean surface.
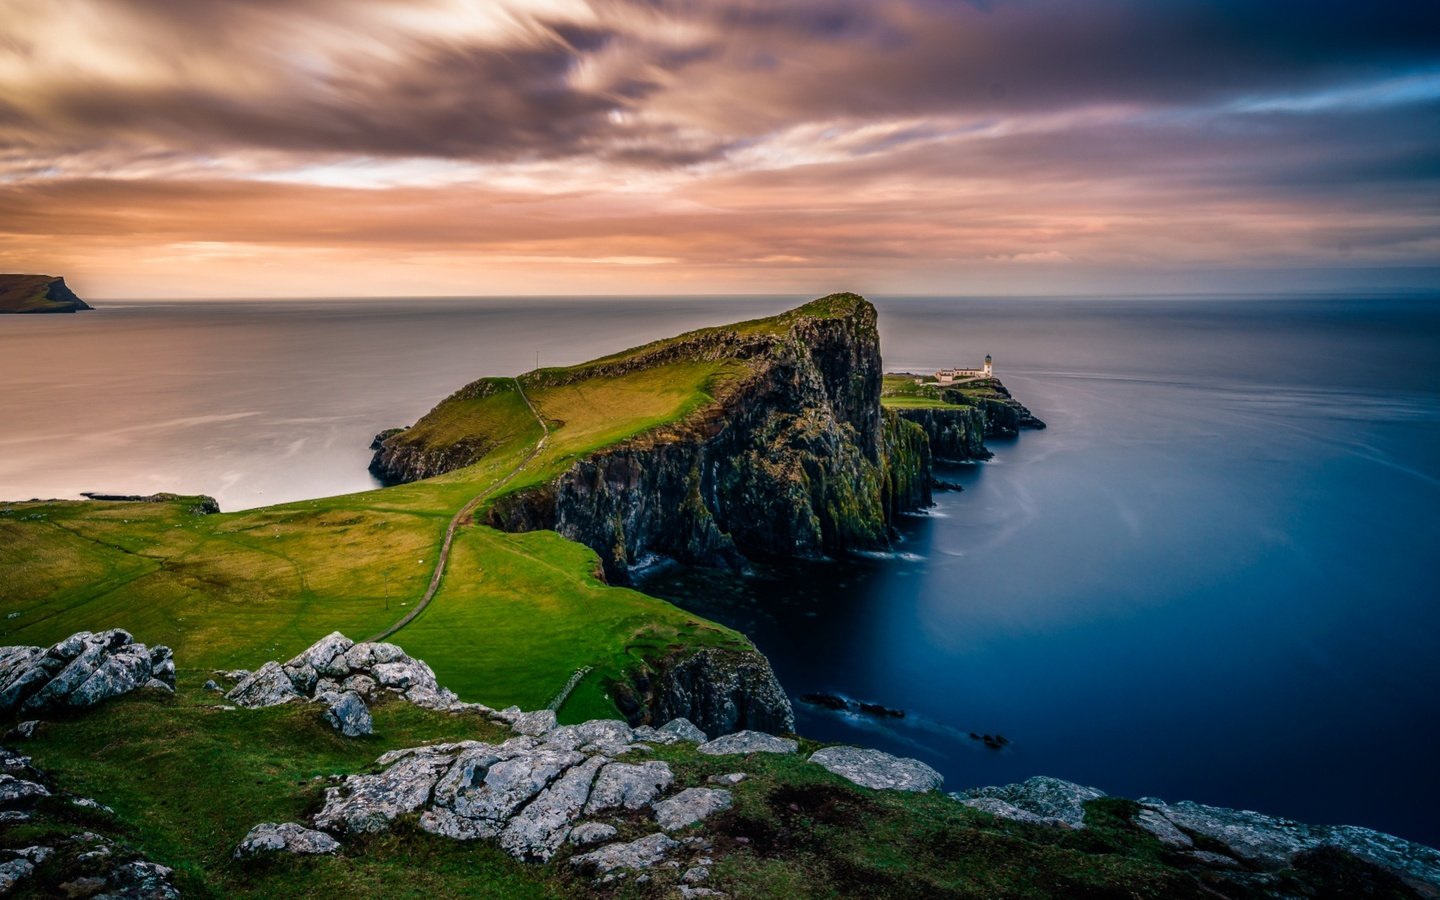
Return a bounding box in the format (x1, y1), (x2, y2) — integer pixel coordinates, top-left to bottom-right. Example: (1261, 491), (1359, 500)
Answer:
(3, 294), (1438, 845)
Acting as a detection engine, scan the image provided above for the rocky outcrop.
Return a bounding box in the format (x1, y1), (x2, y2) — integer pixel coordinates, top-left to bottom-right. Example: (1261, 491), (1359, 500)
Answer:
(373, 295), (932, 582)
(958, 776), (1440, 891)
(613, 647), (796, 739)
(369, 380), (520, 483)
(222, 632), (460, 727)
(491, 297), (904, 581)
(0, 630), (175, 715)
(809, 746), (943, 792)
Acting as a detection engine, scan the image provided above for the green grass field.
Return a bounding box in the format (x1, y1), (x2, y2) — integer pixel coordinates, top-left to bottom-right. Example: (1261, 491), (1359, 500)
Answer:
(0, 354), (753, 721)
(881, 373), (998, 410)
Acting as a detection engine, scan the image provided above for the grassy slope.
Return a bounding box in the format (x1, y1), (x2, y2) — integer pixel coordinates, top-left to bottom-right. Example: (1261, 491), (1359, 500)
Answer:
(881, 373), (997, 410)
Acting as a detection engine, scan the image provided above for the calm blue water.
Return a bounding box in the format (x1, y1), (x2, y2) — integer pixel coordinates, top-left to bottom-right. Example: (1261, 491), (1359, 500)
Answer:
(3, 294), (1437, 844)
(649, 295), (1440, 847)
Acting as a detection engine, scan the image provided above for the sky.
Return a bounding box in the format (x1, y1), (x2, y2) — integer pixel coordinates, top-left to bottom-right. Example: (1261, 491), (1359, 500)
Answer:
(1, 0), (1438, 298)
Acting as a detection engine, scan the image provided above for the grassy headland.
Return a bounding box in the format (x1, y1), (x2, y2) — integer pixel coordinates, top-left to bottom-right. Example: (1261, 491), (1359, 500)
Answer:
(0, 274), (91, 313)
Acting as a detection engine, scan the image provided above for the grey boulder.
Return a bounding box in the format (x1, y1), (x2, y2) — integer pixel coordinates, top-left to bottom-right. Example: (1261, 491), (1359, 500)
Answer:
(226, 661), (303, 708)
(809, 746), (943, 792)
(585, 761), (674, 814)
(322, 691), (373, 737)
(234, 822), (341, 858)
(653, 788), (733, 831)
(659, 717), (708, 743)
(697, 730), (797, 756)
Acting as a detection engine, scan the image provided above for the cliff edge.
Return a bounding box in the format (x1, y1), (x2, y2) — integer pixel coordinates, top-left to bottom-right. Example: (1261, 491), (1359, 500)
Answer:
(0, 274), (92, 314)
(373, 293), (934, 583)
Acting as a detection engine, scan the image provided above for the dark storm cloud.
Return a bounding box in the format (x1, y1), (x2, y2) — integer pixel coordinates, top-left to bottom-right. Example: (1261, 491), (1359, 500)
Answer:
(5, 0), (1436, 165)
(2, 0), (1437, 293)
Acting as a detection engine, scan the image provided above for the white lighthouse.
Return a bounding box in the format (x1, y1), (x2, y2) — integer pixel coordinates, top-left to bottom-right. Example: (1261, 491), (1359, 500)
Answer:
(933, 355), (995, 383)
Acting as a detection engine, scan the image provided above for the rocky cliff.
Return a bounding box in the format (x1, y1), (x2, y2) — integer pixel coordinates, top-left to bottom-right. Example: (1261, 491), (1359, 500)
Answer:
(609, 647), (796, 737)
(478, 294), (927, 583)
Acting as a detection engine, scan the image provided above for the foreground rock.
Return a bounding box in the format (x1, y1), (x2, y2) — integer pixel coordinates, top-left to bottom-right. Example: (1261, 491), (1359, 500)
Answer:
(653, 788), (732, 831)
(809, 746), (943, 792)
(322, 690), (374, 737)
(569, 832), (679, 877)
(0, 630), (175, 715)
(234, 822), (341, 858)
(961, 776), (1440, 890)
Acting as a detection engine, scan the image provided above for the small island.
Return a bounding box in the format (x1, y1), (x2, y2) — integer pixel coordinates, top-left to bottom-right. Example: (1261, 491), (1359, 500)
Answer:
(0, 274), (92, 313)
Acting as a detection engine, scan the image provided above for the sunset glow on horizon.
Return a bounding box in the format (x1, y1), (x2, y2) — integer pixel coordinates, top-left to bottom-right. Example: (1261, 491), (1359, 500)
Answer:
(2, 0), (1437, 298)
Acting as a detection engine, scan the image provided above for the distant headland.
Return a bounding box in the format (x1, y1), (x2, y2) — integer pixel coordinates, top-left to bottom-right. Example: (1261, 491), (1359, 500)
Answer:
(0, 274), (91, 313)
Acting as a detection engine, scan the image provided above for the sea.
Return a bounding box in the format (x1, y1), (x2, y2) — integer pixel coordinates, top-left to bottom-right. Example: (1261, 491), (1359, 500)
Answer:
(3, 294), (1437, 845)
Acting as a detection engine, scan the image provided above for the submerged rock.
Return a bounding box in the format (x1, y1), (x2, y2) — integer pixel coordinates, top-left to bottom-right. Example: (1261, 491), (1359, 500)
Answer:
(696, 731), (797, 756)
(0, 631), (176, 714)
(234, 822), (341, 858)
(809, 746), (943, 792)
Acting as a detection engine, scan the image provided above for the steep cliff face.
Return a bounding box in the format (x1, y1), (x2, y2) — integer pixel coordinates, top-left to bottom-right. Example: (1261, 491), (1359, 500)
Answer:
(484, 294), (918, 583)
(895, 407), (992, 461)
(609, 647), (796, 736)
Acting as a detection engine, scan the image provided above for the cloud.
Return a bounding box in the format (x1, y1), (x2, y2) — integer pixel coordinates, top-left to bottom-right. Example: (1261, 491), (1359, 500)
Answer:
(0, 0), (1437, 293)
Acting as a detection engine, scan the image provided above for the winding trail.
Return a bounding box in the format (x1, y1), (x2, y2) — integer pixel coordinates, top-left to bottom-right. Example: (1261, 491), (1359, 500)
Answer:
(363, 377), (549, 643)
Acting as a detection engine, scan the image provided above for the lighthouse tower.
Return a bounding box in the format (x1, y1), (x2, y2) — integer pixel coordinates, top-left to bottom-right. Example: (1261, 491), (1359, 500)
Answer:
(983, 354), (993, 377)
